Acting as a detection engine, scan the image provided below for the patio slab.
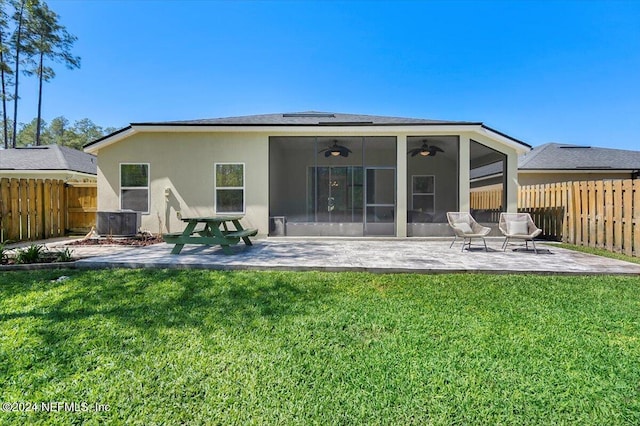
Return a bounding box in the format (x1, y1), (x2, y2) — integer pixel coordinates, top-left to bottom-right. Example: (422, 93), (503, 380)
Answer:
(68, 238), (640, 275)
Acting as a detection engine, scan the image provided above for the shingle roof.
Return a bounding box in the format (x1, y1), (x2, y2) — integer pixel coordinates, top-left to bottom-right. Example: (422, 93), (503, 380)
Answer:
(85, 111), (531, 151)
(134, 111), (479, 126)
(0, 145), (97, 175)
(519, 143), (640, 170)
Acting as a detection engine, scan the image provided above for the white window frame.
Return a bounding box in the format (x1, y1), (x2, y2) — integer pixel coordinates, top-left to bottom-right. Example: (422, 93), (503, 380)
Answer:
(214, 162), (245, 214)
(411, 175), (435, 213)
(120, 162), (150, 214)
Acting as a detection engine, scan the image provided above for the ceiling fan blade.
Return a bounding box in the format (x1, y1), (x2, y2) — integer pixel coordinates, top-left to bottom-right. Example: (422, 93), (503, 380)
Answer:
(324, 150), (332, 157)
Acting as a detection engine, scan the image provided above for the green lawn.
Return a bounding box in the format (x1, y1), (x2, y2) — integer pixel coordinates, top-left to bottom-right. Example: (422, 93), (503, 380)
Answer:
(1, 270), (639, 425)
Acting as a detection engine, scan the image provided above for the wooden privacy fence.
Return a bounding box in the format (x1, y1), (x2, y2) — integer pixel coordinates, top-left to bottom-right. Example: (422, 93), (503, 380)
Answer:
(66, 182), (98, 234)
(471, 179), (640, 257)
(0, 178), (97, 243)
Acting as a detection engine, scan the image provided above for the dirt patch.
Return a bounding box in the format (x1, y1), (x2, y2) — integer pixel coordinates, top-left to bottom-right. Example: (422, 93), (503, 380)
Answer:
(68, 234), (164, 247)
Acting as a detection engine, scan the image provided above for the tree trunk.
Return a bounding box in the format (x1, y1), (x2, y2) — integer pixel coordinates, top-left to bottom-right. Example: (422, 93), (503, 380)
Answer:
(0, 30), (7, 150)
(11, 1), (25, 148)
(35, 52), (43, 146)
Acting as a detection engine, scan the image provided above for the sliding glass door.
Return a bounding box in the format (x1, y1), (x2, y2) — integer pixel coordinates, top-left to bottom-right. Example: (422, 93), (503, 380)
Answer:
(309, 166), (363, 223)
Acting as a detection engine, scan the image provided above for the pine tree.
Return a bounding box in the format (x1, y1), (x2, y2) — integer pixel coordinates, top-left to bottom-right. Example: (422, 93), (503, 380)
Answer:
(25, 0), (79, 145)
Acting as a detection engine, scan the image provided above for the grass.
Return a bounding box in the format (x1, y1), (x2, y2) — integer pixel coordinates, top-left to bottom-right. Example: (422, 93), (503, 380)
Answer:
(0, 269), (639, 425)
(552, 243), (640, 265)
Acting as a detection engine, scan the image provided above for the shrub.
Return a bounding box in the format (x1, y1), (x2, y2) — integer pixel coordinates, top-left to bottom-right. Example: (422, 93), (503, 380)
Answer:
(55, 247), (74, 262)
(15, 244), (46, 264)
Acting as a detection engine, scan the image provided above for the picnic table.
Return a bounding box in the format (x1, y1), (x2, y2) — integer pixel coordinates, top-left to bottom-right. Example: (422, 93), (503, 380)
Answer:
(163, 216), (258, 255)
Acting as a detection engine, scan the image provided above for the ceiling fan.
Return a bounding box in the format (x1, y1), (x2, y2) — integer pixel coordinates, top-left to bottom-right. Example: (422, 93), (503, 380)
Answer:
(408, 141), (444, 157)
(319, 140), (352, 158)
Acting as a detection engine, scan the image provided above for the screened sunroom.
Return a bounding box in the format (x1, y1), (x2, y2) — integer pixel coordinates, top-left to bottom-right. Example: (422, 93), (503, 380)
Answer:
(269, 136), (396, 236)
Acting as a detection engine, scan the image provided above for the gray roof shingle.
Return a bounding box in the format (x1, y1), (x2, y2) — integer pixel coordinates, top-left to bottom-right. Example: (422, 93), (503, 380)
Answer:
(133, 111), (479, 126)
(85, 111), (530, 149)
(0, 145), (97, 175)
(519, 143), (640, 170)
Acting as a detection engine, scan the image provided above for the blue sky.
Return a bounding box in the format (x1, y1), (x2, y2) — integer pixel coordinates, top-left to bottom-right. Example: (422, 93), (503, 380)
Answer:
(16, 0), (640, 149)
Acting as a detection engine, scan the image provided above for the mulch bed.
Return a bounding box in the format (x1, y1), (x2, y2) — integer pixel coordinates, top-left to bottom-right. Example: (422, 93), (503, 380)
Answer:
(67, 235), (164, 247)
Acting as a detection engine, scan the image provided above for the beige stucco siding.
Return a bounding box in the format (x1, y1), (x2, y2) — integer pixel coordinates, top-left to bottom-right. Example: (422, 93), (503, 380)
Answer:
(96, 131), (269, 235)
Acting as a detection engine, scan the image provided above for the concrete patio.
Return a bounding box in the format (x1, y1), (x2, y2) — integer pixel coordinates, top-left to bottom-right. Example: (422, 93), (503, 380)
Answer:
(53, 237), (640, 275)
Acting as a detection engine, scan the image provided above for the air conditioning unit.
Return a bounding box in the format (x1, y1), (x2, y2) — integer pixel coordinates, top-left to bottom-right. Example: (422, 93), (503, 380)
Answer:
(96, 210), (141, 236)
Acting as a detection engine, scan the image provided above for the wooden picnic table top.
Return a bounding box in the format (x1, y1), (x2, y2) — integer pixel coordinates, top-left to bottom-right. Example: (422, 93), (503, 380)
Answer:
(180, 216), (244, 223)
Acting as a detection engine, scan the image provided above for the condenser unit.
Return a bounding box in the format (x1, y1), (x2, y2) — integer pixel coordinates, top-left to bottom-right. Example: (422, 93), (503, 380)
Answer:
(96, 210), (141, 236)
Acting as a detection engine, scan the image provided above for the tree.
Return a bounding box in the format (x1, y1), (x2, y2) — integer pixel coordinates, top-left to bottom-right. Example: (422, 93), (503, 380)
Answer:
(65, 118), (105, 150)
(14, 116), (112, 150)
(0, 0), (12, 149)
(24, 0), (79, 145)
(9, 0), (34, 149)
(48, 114), (66, 144)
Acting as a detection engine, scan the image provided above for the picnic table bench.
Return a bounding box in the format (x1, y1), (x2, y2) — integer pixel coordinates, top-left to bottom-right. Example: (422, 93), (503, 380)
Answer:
(163, 216), (257, 255)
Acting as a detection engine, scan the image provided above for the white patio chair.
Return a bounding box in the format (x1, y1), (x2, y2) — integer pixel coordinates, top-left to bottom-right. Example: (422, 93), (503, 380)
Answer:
(446, 212), (491, 252)
(498, 212), (543, 254)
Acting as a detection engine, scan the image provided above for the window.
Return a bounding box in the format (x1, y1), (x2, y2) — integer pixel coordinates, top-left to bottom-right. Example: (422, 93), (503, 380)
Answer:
(412, 175), (435, 213)
(120, 163), (149, 213)
(215, 163), (244, 213)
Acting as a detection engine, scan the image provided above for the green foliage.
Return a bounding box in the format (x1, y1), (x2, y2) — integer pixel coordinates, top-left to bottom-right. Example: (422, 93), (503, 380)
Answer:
(13, 242), (45, 263)
(0, 240), (10, 262)
(54, 246), (73, 262)
(11, 115), (114, 149)
(0, 0), (80, 147)
(554, 243), (640, 265)
(0, 270), (639, 424)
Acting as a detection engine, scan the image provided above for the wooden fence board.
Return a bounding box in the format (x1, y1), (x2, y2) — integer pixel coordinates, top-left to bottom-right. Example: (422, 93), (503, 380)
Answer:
(0, 178), (8, 241)
(43, 180), (50, 238)
(623, 179), (633, 256)
(19, 179), (28, 240)
(634, 180), (639, 257)
(613, 180), (623, 253)
(470, 178), (638, 256)
(28, 179), (37, 240)
(35, 179), (44, 239)
(595, 180), (605, 248)
(9, 179), (20, 241)
(604, 180), (614, 252)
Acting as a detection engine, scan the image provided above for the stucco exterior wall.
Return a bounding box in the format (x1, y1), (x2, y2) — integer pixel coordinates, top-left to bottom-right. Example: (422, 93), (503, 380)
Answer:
(94, 127), (524, 237)
(96, 132), (269, 235)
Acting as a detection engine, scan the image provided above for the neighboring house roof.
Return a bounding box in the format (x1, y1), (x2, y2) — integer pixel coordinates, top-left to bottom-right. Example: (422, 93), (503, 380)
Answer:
(519, 142), (640, 171)
(0, 145), (97, 175)
(84, 111), (531, 153)
(470, 142), (640, 180)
